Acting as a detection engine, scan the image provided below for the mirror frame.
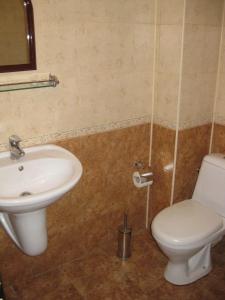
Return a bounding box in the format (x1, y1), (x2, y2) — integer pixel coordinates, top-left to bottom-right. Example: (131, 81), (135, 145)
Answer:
(0, 0), (36, 73)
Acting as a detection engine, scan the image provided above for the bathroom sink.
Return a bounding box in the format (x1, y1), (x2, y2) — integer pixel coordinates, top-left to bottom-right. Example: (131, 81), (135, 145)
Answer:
(0, 144), (82, 213)
(0, 143), (82, 256)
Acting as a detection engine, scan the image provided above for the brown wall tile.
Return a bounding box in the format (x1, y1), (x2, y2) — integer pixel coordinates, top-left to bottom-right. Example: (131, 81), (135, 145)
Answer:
(150, 124), (176, 221)
(174, 124), (211, 203)
(0, 121), (214, 287)
(212, 123), (225, 153)
(0, 124), (150, 286)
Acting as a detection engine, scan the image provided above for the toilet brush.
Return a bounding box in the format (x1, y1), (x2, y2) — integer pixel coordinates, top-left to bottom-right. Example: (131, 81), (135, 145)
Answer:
(117, 213), (132, 260)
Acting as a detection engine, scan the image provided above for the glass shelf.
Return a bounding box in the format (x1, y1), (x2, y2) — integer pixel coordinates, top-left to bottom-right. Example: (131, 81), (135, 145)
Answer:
(0, 74), (59, 92)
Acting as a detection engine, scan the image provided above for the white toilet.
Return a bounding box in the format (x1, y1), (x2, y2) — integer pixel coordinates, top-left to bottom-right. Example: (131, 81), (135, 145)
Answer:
(151, 153), (225, 285)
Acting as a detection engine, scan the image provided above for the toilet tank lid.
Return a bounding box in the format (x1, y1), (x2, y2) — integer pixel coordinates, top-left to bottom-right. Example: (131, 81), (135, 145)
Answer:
(151, 200), (223, 247)
(204, 153), (225, 169)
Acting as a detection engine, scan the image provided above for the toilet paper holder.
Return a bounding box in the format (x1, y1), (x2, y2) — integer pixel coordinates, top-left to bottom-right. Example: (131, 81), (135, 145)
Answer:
(133, 171), (153, 188)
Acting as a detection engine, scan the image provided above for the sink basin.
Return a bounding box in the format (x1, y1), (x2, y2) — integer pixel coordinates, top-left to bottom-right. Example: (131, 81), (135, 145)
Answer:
(0, 144), (82, 256)
(0, 144), (82, 213)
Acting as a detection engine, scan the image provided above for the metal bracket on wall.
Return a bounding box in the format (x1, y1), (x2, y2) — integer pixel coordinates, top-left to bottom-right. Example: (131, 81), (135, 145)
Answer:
(133, 161), (145, 169)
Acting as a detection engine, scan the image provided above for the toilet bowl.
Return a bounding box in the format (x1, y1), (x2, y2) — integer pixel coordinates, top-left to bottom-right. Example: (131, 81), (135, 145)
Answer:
(151, 154), (225, 285)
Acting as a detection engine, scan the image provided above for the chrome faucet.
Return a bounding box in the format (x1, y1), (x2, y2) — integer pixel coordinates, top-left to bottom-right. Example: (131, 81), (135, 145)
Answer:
(9, 135), (25, 160)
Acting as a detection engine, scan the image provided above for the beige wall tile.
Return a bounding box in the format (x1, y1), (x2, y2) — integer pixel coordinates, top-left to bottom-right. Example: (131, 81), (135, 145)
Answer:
(183, 25), (221, 75)
(133, 0), (156, 24)
(215, 8), (225, 126)
(133, 24), (155, 71)
(219, 32), (225, 74)
(36, 0), (155, 25)
(215, 74), (225, 125)
(154, 72), (179, 129)
(180, 73), (216, 128)
(185, 0), (223, 26)
(183, 25), (205, 74)
(180, 3), (222, 129)
(0, 0), (154, 145)
(157, 0), (184, 25)
(157, 25), (183, 74)
(151, 0), (185, 130)
(203, 26), (222, 73)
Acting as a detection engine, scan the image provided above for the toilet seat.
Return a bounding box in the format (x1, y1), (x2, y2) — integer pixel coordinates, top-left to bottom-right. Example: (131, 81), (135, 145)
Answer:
(152, 199), (223, 248)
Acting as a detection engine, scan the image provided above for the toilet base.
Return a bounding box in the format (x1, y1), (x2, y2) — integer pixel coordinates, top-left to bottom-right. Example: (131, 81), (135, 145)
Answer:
(164, 244), (212, 285)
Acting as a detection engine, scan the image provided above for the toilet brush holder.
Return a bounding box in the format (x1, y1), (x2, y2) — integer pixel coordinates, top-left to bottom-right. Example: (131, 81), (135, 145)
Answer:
(117, 213), (132, 260)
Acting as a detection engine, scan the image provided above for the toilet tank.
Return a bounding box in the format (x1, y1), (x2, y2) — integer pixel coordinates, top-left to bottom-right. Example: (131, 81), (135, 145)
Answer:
(193, 154), (225, 217)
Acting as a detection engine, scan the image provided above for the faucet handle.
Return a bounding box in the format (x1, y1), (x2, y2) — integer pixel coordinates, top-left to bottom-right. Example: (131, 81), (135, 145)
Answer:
(9, 135), (22, 145)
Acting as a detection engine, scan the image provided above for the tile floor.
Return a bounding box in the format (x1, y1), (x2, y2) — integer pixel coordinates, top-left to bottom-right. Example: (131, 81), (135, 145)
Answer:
(4, 233), (225, 300)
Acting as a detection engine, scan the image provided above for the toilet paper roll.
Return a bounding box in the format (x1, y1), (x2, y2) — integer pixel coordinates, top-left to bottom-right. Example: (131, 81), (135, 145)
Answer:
(132, 171), (153, 188)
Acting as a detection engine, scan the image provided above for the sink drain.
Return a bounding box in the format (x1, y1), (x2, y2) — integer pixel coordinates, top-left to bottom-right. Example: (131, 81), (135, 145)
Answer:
(20, 191), (32, 197)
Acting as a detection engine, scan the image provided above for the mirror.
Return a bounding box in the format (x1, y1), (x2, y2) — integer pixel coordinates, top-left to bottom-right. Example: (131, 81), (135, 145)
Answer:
(0, 0), (36, 73)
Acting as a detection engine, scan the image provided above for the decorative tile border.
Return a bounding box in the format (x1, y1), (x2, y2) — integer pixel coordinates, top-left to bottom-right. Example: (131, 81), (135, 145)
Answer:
(214, 116), (225, 126)
(0, 115), (151, 152)
(153, 116), (177, 130)
(154, 116), (213, 130)
(179, 118), (213, 130)
(0, 114), (213, 152)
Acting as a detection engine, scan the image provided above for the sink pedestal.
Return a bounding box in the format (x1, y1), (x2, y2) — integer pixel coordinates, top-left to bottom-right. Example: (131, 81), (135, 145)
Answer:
(0, 209), (47, 256)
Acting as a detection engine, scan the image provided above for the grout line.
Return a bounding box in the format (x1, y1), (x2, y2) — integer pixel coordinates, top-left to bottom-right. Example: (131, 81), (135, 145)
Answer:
(146, 187), (150, 230)
(170, 0), (186, 206)
(209, 1), (225, 154)
(148, 0), (158, 167)
(146, 0), (158, 229)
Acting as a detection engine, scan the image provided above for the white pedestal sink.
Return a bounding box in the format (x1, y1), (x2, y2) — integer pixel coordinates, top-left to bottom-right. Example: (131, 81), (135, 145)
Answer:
(0, 144), (82, 256)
